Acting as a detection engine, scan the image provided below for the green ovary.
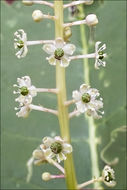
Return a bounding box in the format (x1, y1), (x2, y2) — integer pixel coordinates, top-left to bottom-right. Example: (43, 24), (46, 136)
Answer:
(54, 48), (64, 60)
(17, 40), (24, 48)
(50, 142), (62, 154)
(20, 86), (29, 96)
(82, 93), (91, 103)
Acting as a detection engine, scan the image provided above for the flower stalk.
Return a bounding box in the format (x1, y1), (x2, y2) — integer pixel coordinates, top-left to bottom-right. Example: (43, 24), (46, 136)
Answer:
(54, 0), (77, 189)
(23, 0), (54, 8)
(70, 53), (95, 60)
(78, 177), (103, 189)
(36, 88), (58, 94)
(29, 104), (58, 116)
(26, 40), (54, 46)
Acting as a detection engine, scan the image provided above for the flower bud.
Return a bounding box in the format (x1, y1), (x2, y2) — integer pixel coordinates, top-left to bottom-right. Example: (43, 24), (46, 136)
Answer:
(32, 10), (43, 22)
(86, 14), (98, 26)
(64, 27), (72, 42)
(22, 0), (33, 6)
(42, 172), (51, 181)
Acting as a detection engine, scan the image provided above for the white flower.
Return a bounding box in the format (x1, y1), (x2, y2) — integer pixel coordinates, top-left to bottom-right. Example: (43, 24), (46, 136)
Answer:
(102, 165), (116, 187)
(14, 29), (28, 58)
(43, 38), (76, 67)
(15, 104), (31, 118)
(95, 41), (107, 69)
(13, 76), (37, 105)
(72, 84), (104, 119)
(40, 136), (72, 163)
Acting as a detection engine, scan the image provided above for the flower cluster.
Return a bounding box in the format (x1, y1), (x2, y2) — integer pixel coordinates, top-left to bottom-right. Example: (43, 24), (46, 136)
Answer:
(13, 0), (116, 189)
(72, 84), (104, 119)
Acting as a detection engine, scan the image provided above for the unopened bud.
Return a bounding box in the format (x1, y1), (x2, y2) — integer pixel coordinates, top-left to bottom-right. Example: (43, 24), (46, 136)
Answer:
(22, 0), (33, 6)
(32, 10), (43, 22)
(42, 172), (51, 181)
(64, 27), (72, 42)
(86, 14), (98, 26)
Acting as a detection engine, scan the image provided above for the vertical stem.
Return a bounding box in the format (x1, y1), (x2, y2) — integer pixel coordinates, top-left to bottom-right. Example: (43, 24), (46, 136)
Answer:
(79, 5), (102, 189)
(54, 1), (77, 189)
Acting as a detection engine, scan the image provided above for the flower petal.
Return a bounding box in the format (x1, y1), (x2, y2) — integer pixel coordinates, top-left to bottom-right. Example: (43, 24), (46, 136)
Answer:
(43, 44), (56, 54)
(98, 43), (106, 52)
(55, 38), (64, 48)
(86, 109), (101, 119)
(44, 148), (54, 159)
(29, 85), (37, 97)
(47, 55), (56, 65)
(16, 105), (30, 118)
(72, 90), (81, 101)
(54, 136), (63, 143)
(23, 76), (31, 87)
(87, 88), (99, 99)
(15, 95), (25, 103)
(60, 56), (70, 67)
(90, 100), (103, 109)
(43, 136), (54, 147)
(80, 84), (90, 94)
(63, 44), (76, 55)
(94, 58), (100, 69)
(62, 143), (72, 154)
(56, 152), (66, 163)
(95, 41), (101, 53)
(76, 101), (87, 113)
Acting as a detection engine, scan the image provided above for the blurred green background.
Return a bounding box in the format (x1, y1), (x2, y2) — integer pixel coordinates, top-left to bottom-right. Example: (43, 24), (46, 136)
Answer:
(1, 0), (126, 189)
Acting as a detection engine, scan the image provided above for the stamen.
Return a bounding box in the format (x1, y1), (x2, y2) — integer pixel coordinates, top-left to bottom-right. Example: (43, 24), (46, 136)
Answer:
(13, 84), (19, 87)
(13, 91), (20, 94)
(14, 107), (20, 110)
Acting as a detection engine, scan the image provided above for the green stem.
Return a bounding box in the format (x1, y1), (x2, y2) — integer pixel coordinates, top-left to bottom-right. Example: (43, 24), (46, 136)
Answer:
(54, 1), (77, 189)
(79, 5), (102, 189)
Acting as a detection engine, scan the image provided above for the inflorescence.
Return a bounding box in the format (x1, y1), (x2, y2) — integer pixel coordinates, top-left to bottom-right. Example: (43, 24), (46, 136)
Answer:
(13, 0), (115, 189)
